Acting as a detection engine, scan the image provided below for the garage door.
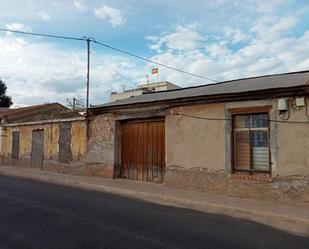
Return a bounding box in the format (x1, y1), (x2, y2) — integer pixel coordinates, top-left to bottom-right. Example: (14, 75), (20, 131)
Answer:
(121, 120), (165, 183)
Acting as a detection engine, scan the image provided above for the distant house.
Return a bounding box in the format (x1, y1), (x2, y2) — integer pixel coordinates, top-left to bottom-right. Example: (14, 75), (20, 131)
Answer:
(109, 81), (181, 102)
(86, 71), (309, 207)
(0, 103), (87, 173)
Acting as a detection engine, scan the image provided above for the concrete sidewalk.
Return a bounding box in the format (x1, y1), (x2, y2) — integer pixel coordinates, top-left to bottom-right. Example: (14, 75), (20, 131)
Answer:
(0, 165), (308, 236)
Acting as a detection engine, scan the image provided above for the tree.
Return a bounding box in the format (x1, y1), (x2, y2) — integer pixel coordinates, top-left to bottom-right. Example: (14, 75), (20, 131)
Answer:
(0, 80), (13, 107)
(66, 95), (85, 111)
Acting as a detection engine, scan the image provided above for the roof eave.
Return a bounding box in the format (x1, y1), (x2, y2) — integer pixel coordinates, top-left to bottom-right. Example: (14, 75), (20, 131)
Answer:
(89, 85), (309, 115)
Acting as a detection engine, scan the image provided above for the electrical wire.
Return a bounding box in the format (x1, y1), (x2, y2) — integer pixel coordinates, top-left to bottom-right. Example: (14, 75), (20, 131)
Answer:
(92, 40), (219, 82)
(90, 51), (136, 86)
(0, 28), (84, 41)
(0, 28), (220, 82)
(169, 113), (309, 124)
(1, 27), (308, 121)
(169, 113), (230, 121)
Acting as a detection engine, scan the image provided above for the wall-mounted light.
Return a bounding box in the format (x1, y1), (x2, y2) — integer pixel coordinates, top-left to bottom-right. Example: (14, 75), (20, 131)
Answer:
(278, 98), (290, 120)
(278, 98), (287, 113)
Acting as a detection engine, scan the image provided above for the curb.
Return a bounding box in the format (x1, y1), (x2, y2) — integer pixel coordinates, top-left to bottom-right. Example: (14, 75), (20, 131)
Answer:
(0, 168), (308, 236)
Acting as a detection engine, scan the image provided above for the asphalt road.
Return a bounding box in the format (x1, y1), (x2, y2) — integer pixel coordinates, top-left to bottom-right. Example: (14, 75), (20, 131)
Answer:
(0, 175), (308, 249)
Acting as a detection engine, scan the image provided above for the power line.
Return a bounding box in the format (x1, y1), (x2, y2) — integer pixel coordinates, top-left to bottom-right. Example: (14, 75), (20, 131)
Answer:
(92, 40), (219, 82)
(170, 113), (229, 121)
(0, 28), (84, 41)
(90, 51), (136, 86)
(169, 113), (309, 124)
(0, 28), (220, 82)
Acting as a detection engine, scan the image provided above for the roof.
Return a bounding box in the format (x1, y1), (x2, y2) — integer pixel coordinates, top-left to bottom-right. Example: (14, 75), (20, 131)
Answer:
(0, 102), (83, 124)
(138, 81), (181, 89)
(91, 70), (309, 110)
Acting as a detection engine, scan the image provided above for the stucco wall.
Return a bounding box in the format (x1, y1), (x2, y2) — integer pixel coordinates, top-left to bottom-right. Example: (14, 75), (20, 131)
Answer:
(0, 121), (87, 172)
(84, 114), (115, 177)
(164, 104), (227, 194)
(163, 99), (309, 207)
(276, 99), (309, 176)
(166, 104), (226, 171)
(222, 99), (309, 207)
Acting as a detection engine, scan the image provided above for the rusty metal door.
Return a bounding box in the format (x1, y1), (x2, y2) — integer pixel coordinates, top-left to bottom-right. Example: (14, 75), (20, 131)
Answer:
(31, 130), (44, 169)
(121, 120), (165, 183)
(11, 131), (20, 159)
(59, 123), (72, 164)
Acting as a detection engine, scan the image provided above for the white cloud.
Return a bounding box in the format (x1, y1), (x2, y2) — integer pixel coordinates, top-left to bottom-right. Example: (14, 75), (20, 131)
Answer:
(73, 0), (87, 12)
(257, 0), (291, 13)
(5, 22), (32, 33)
(0, 1), (308, 106)
(94, 5), (126, 27)
(38, 11), (51, 21)
(0, 31), (140, 106)
(251, 16), (298, 41)
(146, 18), (309, 85)
(223, 26), (251, 43)
(146, 24), (205, 52)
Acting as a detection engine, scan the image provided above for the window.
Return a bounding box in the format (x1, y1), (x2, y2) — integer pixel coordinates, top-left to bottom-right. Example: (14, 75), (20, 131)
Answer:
(233, 113), (270, 173)
(11, 131), (20, 159)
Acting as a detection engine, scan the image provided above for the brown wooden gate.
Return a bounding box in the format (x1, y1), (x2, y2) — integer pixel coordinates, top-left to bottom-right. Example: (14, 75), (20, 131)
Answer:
(121, 120), (165, 183)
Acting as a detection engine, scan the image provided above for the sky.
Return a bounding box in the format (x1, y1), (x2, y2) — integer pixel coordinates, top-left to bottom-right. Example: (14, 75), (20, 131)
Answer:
(0, 0), (308, 107)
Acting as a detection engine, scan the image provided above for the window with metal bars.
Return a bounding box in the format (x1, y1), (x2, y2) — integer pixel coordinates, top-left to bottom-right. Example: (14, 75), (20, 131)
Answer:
(232, 113), (270, 173)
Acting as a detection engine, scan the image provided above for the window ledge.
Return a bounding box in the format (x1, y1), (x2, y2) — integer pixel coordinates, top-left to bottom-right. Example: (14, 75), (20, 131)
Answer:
(231, 173), (272, 182)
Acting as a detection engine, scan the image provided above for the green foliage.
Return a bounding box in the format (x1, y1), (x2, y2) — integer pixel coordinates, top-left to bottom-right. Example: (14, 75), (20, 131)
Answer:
(0, 79), (13, 107)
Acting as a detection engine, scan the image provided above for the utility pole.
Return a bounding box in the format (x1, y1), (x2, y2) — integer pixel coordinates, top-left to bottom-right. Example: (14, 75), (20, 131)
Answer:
(86, 38), (91, 110)
(73, 97), (76, 110)
(83, 37), (93, 140)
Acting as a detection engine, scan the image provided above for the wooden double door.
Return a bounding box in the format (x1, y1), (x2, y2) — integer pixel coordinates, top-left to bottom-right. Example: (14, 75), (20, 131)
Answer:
(121, 120), (165, 183)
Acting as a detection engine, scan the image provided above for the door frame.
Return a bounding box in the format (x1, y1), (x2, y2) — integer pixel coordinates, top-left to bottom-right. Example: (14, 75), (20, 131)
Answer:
(119, 117), (165, 183)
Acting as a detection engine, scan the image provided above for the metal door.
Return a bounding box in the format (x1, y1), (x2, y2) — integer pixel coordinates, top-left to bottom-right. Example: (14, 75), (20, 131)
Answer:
(31, 130), (44, 169)
(121, 120), (165, 183)
(59, 123), (72, 164)
(11, 131), (20, 159)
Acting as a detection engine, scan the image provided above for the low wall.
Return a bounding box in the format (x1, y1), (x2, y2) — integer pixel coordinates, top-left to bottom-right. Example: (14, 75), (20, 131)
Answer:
(165, 169), (309, 208)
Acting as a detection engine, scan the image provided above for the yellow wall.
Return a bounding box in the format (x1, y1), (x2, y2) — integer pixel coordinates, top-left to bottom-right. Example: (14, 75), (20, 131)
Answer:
(71, 121), (87, 160)
(44, 123), (59, 160)
(1, 127), (12, 157)
(1, 121), (86, 164)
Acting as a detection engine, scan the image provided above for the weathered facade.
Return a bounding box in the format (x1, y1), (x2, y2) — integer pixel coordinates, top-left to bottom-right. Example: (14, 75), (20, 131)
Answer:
(86, 71), (309, 207)
(0, 103), (87, 174)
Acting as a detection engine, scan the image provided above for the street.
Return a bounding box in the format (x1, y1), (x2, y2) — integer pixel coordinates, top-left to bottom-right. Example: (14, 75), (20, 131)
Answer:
(0, 175), (308, 249)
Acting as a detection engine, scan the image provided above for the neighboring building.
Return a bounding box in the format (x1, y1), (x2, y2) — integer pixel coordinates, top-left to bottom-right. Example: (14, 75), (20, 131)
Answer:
(86, 71), (309, 207)
(109, 81), (181, 102)
(0, 103), (87, 174)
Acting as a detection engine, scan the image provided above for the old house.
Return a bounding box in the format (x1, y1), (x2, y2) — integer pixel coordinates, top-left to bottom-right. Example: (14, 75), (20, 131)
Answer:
(0, 103), (87, 174)
(86, 70), (309, 207)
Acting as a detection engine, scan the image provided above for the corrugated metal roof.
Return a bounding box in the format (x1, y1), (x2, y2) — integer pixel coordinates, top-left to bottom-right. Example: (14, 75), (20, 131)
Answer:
(91, 70), (309, 109)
